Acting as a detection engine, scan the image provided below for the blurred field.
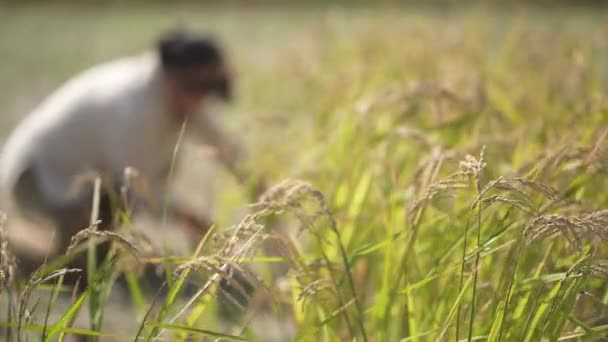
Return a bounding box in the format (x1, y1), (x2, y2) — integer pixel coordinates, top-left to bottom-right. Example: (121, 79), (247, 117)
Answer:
(1, 2), (608, 341)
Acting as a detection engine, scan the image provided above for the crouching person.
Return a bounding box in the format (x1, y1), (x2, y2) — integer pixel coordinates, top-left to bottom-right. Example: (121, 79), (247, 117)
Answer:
(0, 28), (258, 291)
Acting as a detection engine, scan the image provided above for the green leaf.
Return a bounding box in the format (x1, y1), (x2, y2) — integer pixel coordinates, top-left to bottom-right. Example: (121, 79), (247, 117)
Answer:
(44, 290), (89, 341)
(146, 323), (247, 341)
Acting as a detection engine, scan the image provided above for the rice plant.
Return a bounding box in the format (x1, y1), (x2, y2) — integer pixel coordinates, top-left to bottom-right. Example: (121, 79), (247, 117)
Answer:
(1, 3), (608, 341)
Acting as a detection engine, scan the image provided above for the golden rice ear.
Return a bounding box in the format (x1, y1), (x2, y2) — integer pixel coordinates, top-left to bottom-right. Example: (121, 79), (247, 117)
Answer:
(0, 212), (16, 290)
(524, 210), (608, 251)
(67, 224), (140, 261)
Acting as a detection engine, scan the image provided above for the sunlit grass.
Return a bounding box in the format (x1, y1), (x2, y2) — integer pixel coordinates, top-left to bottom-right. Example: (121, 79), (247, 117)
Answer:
(1, 3), (608, 341)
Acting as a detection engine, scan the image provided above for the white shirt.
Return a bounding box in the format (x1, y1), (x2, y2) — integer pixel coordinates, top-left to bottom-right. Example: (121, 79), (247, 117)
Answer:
(0, 51), (240, 212)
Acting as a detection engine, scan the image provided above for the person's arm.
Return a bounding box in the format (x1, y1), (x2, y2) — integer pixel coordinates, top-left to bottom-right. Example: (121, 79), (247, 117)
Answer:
(193, 113), (267, 201)
(127, 172), (214, 241)
(188, 111), (267, 200)
(189, 111), (243, 174)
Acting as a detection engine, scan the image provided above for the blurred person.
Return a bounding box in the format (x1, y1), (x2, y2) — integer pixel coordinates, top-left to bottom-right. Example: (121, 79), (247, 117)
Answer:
(0, 28), (262, 289)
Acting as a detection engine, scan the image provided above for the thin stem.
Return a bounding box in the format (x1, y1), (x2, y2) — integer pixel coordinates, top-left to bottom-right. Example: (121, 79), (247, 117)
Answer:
(468, 201), (482, 342)
(456, 215), (472, 341)
(162, 117), (189, 227)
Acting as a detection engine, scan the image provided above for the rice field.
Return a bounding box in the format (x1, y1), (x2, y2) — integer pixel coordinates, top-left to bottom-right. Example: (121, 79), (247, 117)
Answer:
(1, 2), (608, 341)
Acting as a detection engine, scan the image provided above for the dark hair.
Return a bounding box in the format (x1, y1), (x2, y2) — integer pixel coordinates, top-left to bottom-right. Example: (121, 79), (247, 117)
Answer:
(157, 29), (223, 69)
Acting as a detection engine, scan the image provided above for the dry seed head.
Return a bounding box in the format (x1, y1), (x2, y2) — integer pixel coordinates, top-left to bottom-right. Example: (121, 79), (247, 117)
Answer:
(176, 255), (220, 274)
(38, 268), (83, 285)
(177, 256), (259, 307)
(263, 235), (303, 270)
(491, 178), (526, 196)
(297, 278), (333, 308)
(459, 146), (487, 180)
(67, 224), (140, 260)
(473, 176), (559, 213)
(408, 176), (469, 228)
(524, 210), (608, 250)
(511, 177), (559, 200)
(0, 212), (15, 289)
(218, 218), (265, 259)
(538, 197), (582, 216)
(525, 214), (584, 250)
(581, 259), (608, 279)
(253, 179), (338, 237)
(199, 179), (351, 318)
(256, 179), (325, 212)
(219, 264), (271, 307)
(518, 142), (596, 179)
(257, 179), (303, 204)
(412, 146), (446, 190)
(19, 267), (82, 326)
(477, 195), (534, 214)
